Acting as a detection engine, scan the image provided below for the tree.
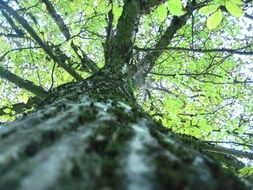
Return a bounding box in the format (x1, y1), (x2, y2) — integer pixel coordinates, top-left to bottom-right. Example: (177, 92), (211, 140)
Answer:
(0, 0), (252, 189)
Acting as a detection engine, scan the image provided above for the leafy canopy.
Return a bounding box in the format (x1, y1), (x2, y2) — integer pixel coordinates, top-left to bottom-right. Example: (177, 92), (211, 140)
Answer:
(0, 0), (252, 178)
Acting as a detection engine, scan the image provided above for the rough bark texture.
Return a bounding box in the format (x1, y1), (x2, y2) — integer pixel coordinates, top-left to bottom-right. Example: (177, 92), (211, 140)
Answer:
(0, 70), (251, 190)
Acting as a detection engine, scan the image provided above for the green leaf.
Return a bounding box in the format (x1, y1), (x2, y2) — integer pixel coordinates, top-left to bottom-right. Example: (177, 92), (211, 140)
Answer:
(225, 1), (244, 17)
(238, 167), (253, 177)
(96, 1), (109, 12)
(168, 0), (186, 16)
(113, 2), (123, 26)
(157, 4), (167, 22)
(199, 5), (219, 15)
(207, 8), (223, 30)
(230, 0), (243, 5)
(3, 108), (12, 114)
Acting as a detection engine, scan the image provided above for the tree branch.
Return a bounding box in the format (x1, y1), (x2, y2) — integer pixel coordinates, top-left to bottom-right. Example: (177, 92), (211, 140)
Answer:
(133, 0), (211, 86)
(0, 46), (42, 61)
(41, 0), (71, 39)
(109, 0), (166, 73)
(204, 141), (253, 149)
(41, 0), (99, 73)
(0, 66), (47, 98)
(69, 41), (99, 73)
(109, 1), (141, 72)
(177, 131), (253, 160)
(0, 0), (83, 81)
(1, 10), (24, 37)
(134, 14), (191, 86)
(201, 143), (253, 160)
(0, 96), (39, 117)
(135, 46), (253, 55)
(245, 13), (253, 21)
(104, 0), (114, 65)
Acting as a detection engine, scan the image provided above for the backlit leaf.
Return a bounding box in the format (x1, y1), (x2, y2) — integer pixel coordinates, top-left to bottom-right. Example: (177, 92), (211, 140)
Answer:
(238, 167), (253, 177)
(199, 5), (219, 15)
(207, 8), (223, 30)
(225, 1), (244, 17)
(168, 0), (186, 16)
(157, 4), (167, 22)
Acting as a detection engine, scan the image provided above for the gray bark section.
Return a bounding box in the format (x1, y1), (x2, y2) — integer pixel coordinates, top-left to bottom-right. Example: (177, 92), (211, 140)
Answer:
(0, 78), (250, 190)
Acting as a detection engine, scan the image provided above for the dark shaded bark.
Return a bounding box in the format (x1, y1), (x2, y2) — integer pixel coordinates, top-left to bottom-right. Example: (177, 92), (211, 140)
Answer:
(0, 97), (39, 117)
(0, 66), (47, 98)
(0, 70), (251, 190)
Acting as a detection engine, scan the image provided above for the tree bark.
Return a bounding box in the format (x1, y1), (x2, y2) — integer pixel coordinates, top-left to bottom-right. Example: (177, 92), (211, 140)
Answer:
(0, 70), (250, 190)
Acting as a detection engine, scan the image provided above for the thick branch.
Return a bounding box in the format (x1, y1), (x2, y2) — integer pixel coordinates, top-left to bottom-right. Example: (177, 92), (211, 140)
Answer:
(41, 0), (71, 39)
(104, 0), (114, 65)
(201, 143), (253, 160)
(205, 141), (253, 149)
(177, 132), (253, 161)
(0, 1), (83, 81)
(109, 0), (166, 73)
(0, 97), (39, 116)
(69, 41), (99, 73)
(0, 66), (47, 98)
(134, 14), (190, 86)
(109, 1), (141, 72)
(41, 0), (99, 73)
(1, 10), (24, 37)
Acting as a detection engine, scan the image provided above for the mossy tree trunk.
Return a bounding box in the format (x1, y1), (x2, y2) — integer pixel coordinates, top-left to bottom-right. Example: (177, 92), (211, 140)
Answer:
(0, 69), (249, 190)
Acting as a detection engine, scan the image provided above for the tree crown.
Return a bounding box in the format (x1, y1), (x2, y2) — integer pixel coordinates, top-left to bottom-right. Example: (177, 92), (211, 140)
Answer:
(0, 0), (252, 178)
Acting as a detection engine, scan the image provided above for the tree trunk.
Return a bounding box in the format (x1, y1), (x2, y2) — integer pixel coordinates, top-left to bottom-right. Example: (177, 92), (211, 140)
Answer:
(0, 70), (250, 190)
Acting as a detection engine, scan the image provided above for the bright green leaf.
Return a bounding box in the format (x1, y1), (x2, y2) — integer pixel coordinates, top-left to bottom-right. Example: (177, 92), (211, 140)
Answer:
(113, 2), (123, 24)
(207, 8), (223, 30)
(225, 1), (244, 17)
(157, 4), (167, 21)
(96, 1), (109, 12)
(238, 167), (253, 177)
(199, 5), (219, 15)
(230, 0), (243, 5)
(168, 0), (186, 16)
(3, 108), (12, 114)
(191, 117), (198, 126)
(113, 3), (123, 19)
(18, 93), (29, 103)
(0, 114), (15, 122)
